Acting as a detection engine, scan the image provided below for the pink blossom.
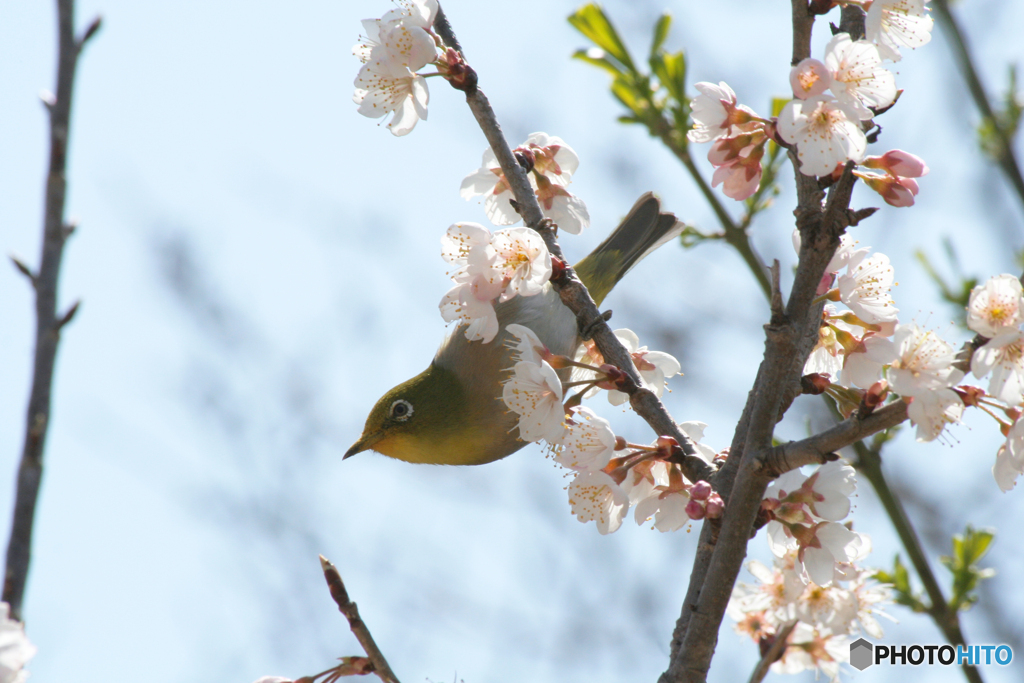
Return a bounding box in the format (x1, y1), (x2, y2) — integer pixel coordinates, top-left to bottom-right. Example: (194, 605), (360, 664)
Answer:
(791, 58), (833, 99)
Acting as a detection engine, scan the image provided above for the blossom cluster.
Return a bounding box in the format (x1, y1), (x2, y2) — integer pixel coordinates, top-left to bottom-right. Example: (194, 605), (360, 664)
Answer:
(728, 549), (894, 681)
(499, 324), (715, 534)
(461, 132), (591, 235)
(352, 0), (443, 136)
(439, 222), (552, 343)
(762, 461), (868, 586)
(967, 275), (1024, 490)
(687, 1), (933, 205)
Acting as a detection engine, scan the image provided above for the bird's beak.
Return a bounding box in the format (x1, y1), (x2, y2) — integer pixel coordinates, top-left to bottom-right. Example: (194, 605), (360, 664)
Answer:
(344, 431), (385, 459)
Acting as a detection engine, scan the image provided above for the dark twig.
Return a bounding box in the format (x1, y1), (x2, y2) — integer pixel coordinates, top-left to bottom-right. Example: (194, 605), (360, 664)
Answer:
(747, 622), (796, 683)
(319, 556), (401, 683)
(3, 0), (100, 622)
(437, 6), (714, 483)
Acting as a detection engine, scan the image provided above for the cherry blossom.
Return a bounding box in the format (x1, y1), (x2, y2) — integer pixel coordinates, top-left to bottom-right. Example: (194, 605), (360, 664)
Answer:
(460, 133), (589, 233)
(865, 0), (934, 62)
(0, 603), (34, 683)
(439, 276), (502, 343)
(823, 33), (897, 119)
(886, 324), (963, 396)
(777, 95), (867, 176)
(440, 222), (492, 280)
(687, 81), (760, 143)
(504, 323), (549, 365)
(352, 0), (441, 136)
(966, 274), (1024, 338)
(971, 330), (1024, 405)
(502, 360), (566, 443)
(567, 470), (629, 534)
(353, 60), (429, 136)
(552, 406), (617, 471)
(478, 227), (552, 300)
(837, 251), (899, 324)
(352, 0), (439, 70)
(790, 58), (832, 99)
(906, 388), (965, 442)
(771, 623), (848, 680)
(994, 416), (1024, 491)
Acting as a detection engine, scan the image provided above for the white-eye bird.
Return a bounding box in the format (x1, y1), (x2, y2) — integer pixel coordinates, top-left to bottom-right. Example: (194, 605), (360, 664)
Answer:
(345, 192), (683, 465)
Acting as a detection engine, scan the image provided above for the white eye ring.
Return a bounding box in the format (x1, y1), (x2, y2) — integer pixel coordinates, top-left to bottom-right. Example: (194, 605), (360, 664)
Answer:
(389, 399), (413, 422)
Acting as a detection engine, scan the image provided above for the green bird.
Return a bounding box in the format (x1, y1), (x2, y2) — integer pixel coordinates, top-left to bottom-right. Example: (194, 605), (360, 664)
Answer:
(345, 192), (682, 465)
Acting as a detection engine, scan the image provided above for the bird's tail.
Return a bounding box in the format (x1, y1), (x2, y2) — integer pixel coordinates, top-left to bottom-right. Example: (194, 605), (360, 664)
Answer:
(574, 192), (683, 305)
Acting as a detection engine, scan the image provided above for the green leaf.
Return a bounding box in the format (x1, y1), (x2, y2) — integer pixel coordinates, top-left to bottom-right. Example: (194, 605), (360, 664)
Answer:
(651, 51), (687, 106)
(770, 96), (789, 118)
(572, 47), (624, 77)
(875, 554), (928, 613)
(978, 64), (1022, 160)
(941, 525), (996, 613)
(650, 13), (672, 57)
(678, 224), (718, 249)
(610, 76), (643, 116)
(568, 4), (636, 73)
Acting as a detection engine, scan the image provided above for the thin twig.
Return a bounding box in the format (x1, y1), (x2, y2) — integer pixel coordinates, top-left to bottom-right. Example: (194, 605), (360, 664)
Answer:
(747, 622), (796, 683)
(932, 0), (1024, 220)
(438, 5), (714, 484)
(854, 445), (984, 683)
(319, 556), (401, 683)
(2, 0), (100, 622)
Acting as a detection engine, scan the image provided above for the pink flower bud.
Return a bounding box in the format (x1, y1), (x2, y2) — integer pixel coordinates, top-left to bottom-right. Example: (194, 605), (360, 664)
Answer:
(864, 150), (929, 177)
(685, 499), (707, 520)
(705, 493), (725, 519)
(690, 480), (713, 501)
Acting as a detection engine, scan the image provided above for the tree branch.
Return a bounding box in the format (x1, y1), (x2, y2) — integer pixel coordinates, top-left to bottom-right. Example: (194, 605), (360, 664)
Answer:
(3, 0), (99, 622)
(437, 5), (714, 483)
(320, 556), (401, 683)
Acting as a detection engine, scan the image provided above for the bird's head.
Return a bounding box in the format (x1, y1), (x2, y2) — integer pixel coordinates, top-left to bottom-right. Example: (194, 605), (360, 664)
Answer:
(346, 363), (487, 465)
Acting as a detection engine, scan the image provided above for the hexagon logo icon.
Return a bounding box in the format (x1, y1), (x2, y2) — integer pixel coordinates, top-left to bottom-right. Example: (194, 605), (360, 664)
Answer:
(850, 638), (874, 671)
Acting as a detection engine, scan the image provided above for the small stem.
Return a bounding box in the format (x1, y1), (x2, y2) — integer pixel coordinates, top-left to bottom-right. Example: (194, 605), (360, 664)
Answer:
(320, 556), (401, 683)
(854, 443), (984, 683)
(932, 0), (1024, 220)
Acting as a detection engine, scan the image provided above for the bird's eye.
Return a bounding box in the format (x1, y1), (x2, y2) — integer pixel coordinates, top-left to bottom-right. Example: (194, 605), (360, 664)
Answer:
(389, 399), (413, 422)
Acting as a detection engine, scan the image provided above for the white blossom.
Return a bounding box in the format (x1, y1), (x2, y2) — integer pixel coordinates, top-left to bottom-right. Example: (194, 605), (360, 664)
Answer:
(906, 388), (964, 442)
(865, 0), (934, 62)
(478, 227), (552, 300)
(439, 276), (501, 343)
(502, 360), (566, 443)
(971, 330), (1024, 405)
(887, 323), (963, 396)
(0, 603), (34, 683)
(824, 33), (897, 119)
(687, 81), (758, 143)
(567, 470), (629, 534)
(552, 407), (617, 471)
(837, 251), (899, 324)
(504, 323), (548, 365)
(353, 61), (429, 136)
(777, 95), (867, 176)
(966, 274), (1024, 338)
(994, 416), (1024, 491)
